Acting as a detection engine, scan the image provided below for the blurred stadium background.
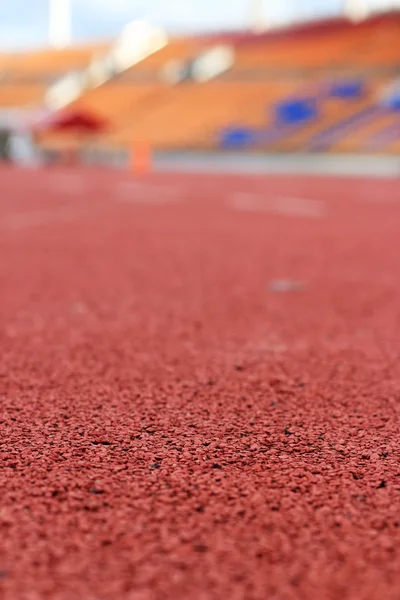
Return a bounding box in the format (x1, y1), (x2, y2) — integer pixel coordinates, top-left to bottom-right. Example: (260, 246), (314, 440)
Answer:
(0, 0), (399, 166)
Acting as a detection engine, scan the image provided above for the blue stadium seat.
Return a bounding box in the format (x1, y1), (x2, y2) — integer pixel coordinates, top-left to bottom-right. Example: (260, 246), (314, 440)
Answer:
(274, 98), (318, 126)
(329, 80), (365, 99)
(219, 127), (260, 149)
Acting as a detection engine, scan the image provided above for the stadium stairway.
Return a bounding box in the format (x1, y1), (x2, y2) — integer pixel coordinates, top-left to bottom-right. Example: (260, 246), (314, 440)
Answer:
(308, 104), (384, 151)
(386, 138), (400, 153)
(365, 120), (400, 152)
(274, 76), (392, 152)
(331, 110), (400, 152)
(273, 97), (371, 151)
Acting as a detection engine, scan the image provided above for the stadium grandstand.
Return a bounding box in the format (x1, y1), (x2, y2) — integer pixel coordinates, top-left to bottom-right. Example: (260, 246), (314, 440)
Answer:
(0, 0), (399, 158)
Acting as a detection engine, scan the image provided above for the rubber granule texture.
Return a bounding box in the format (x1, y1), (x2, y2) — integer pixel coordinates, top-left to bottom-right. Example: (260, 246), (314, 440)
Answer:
(1, 168), (400, 600)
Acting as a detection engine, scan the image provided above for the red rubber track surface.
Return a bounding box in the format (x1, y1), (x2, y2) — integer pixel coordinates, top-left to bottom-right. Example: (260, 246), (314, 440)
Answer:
(1, 167), (400, 600)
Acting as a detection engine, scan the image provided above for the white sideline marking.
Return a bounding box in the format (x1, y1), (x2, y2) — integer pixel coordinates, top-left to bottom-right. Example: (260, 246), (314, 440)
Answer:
(116, 181), (183, 204)
(45, 173), (87, 196)
(229, 193), (325, 218)
(0, 207), (87, 230)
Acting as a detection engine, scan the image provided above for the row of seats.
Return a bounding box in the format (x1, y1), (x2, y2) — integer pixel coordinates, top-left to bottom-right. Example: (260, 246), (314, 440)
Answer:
(65, 74), (393, 151)
(38, 80), (304, 149)
(0, 43), (109, 109)
(38, 76), (399, 153)
(0, 37), (199, 82)
(1, 14), (399, 81)
(0, 83), (45, 107)
(0, 43), (109, 76)
(274, 76), (391, 151)
(71, 83), (159, 123)
(107, 15), (400, 78)
(101, 81), (302, 148)
(231, 15), (400, 71)
(0, 37), (200, 113)
(232, 33), (399, 71)
(275, 98), (373, 151)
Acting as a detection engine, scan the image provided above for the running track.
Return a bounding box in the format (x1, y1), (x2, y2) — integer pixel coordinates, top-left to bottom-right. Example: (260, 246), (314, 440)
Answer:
(1, 166), (400, 600)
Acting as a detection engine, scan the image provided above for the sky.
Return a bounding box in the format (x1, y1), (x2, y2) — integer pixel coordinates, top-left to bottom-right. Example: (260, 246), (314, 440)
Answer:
(0, 0), (399, 50)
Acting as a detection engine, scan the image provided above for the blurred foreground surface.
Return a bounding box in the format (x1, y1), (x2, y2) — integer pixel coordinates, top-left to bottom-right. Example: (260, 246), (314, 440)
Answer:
(0, 166), (400, 599)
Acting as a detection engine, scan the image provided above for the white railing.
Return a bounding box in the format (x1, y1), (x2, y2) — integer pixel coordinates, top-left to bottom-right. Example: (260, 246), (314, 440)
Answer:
(162, 45), (235, 84)
(191, 45), (235, 82)
(110, 20), (167, 73)
(46, 70), (87, 109)
(45, 20), (167, 110)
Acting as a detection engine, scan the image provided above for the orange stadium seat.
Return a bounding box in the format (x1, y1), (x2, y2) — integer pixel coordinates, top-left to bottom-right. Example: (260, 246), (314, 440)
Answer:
(0, 43), (109, 77)
(0, 83), (46, 107)
(231, 16), (400, 72)
(346, 18), (400, 68)
(100, 80), (302, 149)
(70, 83), (161, 123)
(387, 138), (400, 153)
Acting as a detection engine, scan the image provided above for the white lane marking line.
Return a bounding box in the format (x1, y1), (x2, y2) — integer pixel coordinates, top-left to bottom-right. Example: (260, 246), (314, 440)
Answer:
(268, 279), (305, 293)
(0, 207), (88, 230)
(116, 181), (184, 204)
(229, 193), (325, 218)
(45, 173), (87, 196)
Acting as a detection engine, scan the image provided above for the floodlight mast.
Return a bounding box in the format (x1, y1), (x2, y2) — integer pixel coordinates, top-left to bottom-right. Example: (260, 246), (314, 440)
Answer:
(250, 0), (266, 32)
(343, 0), (369, 20)
(49, 0), (72, 48)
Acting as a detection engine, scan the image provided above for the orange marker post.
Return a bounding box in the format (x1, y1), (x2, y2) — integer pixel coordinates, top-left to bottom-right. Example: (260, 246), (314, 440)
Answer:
(131, 140), (151, 175)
